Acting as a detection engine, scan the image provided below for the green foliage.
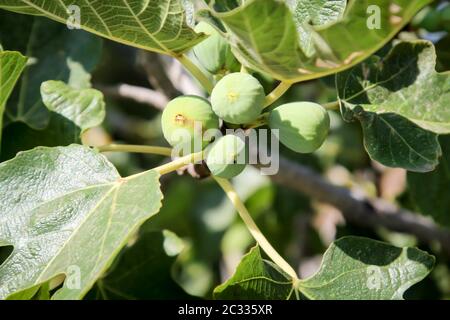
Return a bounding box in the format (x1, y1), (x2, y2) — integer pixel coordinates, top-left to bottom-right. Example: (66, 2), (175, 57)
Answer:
(269, 102), (330, 153)
(338, 40), (448, 172)
(413, 4), (450, 32)
(216, 237), (434, 300)
(211, 73), (265, 124)
(338, 41), (450, 134)
(0, 12), (102, 129)
(0, 0), (448, 301)
(200, 0), (431, 82)
(0, 50), (27, 143)
(1, 80), (106, 161)
(287, 0), (347, 57)
(0, 0), (205, 56)
(41, 81), (105, 132)
(298, 237), (434, 299)
(0, 145), (163, 299)
(214, 246), (294, 299)
(408, 135), (450, 227)
(87, 231), (194, 300)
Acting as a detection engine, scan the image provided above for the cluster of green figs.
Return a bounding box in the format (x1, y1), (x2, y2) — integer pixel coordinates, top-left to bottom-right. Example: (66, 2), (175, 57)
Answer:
(161, 22), (330, 179)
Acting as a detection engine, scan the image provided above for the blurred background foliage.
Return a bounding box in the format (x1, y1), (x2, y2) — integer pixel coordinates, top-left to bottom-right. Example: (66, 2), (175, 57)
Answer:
(0, 0), (449, 300)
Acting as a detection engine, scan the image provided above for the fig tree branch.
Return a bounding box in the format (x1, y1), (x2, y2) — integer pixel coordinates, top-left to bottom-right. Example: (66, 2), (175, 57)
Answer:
(268, 156), (450, 256)
(95, 83), (168, 110)
(137, 51), (181, 99)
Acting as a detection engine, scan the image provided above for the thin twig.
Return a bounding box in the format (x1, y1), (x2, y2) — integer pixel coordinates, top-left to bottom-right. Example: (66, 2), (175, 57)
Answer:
(95, 83), (168, 110)
(137, 51), (180, 99)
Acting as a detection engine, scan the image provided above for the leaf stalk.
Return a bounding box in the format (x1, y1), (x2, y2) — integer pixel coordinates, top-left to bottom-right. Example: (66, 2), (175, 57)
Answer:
(214, 177), (299, 280)
(177, 54), (214, 94)
(154, 151), (205, 175)
(263, 82), (292, 109)
(97, 144), (173, 156)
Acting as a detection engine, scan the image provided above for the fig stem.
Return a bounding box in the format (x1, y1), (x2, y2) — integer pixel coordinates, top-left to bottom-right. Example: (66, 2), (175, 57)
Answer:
(177, 54), (214, 94)
(214, 177), (299, 280)
(322, 100), (340, 110)
(263, 82), (292, 109)
(245, 112), (269, 129)
(96, 144), (173, 156)
(154, 151), (205, 175)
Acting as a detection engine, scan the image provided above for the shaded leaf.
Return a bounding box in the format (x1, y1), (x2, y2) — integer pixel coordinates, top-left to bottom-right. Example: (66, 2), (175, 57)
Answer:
(1, 80), (106, 161)
(41, 80), (105, 132)
(0, 12), (102, 129)
(0, 51), (26, 110)
(0, 0), (205, 56)
(214, 246), (295, 300)
(0, 51), (27, 143)
(338, 40), (450, 134)
(87, 230), (195, 300)
(408, 135), (450, 227)
(298, 236), (435, 300)
(347, 109), (441, 172)
(202, 0), (431, 82)
(215, 237), (434, 300)
(337, 40), (448, 172)
(1, 113), (81, 162)
(0, 145), (163, 299)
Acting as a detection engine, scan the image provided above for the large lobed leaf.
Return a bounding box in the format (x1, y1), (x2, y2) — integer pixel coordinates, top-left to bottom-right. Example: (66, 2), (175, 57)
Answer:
(215, 237), (434, 300)
(298, 237), (434, 300)
(0, 0), (206, 56)
(0, 145), (163, 299)
(201, 0), (431, 82)
(338, 40), (448, 172)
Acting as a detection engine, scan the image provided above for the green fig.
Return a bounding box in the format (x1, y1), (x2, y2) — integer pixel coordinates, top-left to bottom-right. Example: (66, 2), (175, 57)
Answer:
(206, 134), (247, 178)
(269, 102), (330, 153)
(161, 95), (219, 154)
(193, 22), (238, 74)
(211, 72), (265, 125)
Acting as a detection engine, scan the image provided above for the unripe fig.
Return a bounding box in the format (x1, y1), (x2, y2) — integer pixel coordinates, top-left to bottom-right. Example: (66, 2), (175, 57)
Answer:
(211, 72), (265, 124)
(206, 134), (247, 178)
(193, 22), (238, 74)
(269, 102), (330, 153)
(161, 95), (219, 154)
